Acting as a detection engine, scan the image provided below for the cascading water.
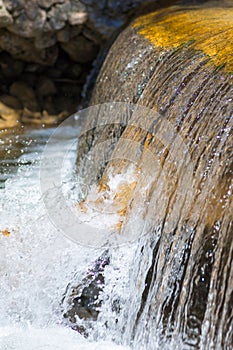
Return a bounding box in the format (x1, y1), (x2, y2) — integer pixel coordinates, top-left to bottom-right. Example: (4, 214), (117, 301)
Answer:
(0, 125), (132, 349)
(0, 100), (232, 349)
(0, 2), (233, 349)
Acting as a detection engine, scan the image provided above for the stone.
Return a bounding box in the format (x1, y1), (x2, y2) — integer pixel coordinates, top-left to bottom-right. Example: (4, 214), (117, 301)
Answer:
(68, 12), (88, 26)
(7, 9), (47, 38)
(0, 0), (13, 27)
(47, 3), (71, 31)
(34, 33), (56, 50)
(0, 29), (58, 65)
(0, 0), (154, 72)
(61, 35), (99, 63)
(56, 26), (71, 43)
(70, 64), (82, 78)
(0, 101), (21, 129)
(38, 0), (65, 9)
(10, 81), (40, 112)
(37, 76), (57, 97)
(0, 52), (25, 78)
(21, 108), (68, 125)
(63, 251), (110, 324)
(0, 95), (23, 109)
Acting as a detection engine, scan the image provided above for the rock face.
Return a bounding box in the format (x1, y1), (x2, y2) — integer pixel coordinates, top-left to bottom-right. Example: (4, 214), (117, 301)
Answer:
(0, 0), (152, 64)
(62, 251), (110, 335)
(0, 0), (156, 129)
(73, 2), (233, 348)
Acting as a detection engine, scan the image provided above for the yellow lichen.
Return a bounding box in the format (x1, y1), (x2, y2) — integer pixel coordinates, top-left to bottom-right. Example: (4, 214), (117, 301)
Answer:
(78, 200), (88, 213)
(133, 7), (233, 72)
(1, 228), (11, 237)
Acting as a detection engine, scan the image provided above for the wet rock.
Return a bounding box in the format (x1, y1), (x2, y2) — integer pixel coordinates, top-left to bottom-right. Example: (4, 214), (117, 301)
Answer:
(76, 3), (233, 347)
(46, 66), (63, 79)
(0, 101), (21, 129)
(63, 251), (110, 326)
(24, 63), (43, 73)
(43, 96), (56, 115)
(10, 81), (40, 112)
(21, 108), (68, 125)
(0, 0), (157, 130)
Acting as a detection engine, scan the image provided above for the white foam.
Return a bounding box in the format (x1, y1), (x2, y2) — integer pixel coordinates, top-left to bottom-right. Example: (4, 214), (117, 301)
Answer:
(0, 326), (130, 350)
(0, 127), (132, 349)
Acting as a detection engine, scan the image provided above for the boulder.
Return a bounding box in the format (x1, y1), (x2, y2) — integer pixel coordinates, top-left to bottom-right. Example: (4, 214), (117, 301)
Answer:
(74, 2), (233, 348)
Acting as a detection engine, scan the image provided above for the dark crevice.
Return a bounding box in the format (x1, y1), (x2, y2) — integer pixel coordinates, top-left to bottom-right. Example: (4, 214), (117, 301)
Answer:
(133, 236), (161, 335)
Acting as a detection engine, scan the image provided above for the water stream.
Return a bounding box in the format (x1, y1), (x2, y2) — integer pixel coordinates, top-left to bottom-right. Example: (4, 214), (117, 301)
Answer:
(0, 125), (133, 349)
(1, 100), (232, 350)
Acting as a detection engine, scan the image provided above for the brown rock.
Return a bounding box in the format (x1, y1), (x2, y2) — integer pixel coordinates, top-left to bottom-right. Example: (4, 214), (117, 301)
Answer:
(68, 12), (88, 26)
(10, 81), (40, 111)
(56, 26), (71, 43)
(0, 52), (25, 78)
(21, 108), (68, 125)
(38, 0), (65, 9)
(0, 101), (21, 129)
(37, 76), (57, 97)
(34, 33), (56, 50)
(47, 3), (71, 31)
(0, 95), (23, 109)
(61, 35), (99, 63)
(0, 0), (13, 27)
(7, 9), (46, 38)
(0, 29), (58, 65)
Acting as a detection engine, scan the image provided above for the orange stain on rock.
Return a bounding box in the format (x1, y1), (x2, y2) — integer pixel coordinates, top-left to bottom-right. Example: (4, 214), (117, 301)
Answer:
(133, 6), (233, 72)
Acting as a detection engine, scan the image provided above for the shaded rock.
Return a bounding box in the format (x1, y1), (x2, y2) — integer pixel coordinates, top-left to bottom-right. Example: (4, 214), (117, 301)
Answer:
(56, 26), (71, 43)
(37, 76), (57, 97)
(43, 96), (56, 115)
(0, 29), (58, 65)
(0, 52), (25, 78)
(34, 33), (56, 50)
(0, 0), (154, 67)
(61, 35), (99, 63)
(38, 0), (65, 9)
(10, 81), (40, 111)
(0, 95), (23, 109)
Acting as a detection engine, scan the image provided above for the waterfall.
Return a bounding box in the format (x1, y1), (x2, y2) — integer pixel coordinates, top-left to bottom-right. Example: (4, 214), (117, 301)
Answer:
(0, 2), (232, 349)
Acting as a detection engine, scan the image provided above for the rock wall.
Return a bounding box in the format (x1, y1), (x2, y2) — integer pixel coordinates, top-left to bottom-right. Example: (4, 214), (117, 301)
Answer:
(0, 0), (157, 129)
